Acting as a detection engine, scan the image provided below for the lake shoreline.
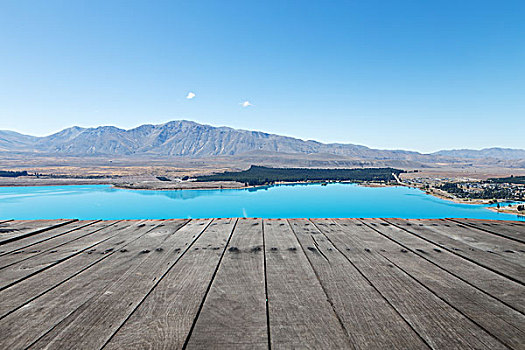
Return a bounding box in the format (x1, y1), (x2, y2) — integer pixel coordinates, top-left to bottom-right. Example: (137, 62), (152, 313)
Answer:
(1, 181), (523, 221)
(1, 177), (523, 215)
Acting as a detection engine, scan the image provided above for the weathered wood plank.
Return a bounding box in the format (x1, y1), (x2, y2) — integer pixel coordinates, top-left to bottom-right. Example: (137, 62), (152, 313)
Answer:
(0, 218), (522, 350)
(0, 220), (39, 231)
(449, 219), (525, 244)
(29, 219), (208, 350)
(0, 220), (188, 350)
(0, 220), (114, 269)
(290, 219), (428, 349)
(0, 219), (73, 235)
(382, 218), (525, 314)
(0, 220), (158, 319)
(426, 220), (525, 266)
(384, 219), (525, 284)
(0, 220), (123, 290)
(314, 219), (506, 350)
(185, 218), (268, 349)
(0, 220), (98, 257)
(0, 219), (76, 245)
(355, 219), (525, 350)
(0, 220), (13, 225)
(104, 218), (236, 350)
(263, 219), (351, 349)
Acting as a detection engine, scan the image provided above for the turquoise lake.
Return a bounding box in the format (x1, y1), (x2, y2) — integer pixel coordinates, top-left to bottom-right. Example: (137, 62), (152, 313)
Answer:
(0, 183), (523, 221)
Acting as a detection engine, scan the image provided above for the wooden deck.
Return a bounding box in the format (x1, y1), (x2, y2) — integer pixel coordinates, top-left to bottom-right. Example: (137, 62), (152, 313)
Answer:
(0, 218), (523, 349)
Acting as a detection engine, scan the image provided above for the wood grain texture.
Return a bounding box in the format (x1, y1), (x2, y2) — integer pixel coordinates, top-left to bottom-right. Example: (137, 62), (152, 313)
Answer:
(449, 218), (525, 244)
(384, 219), (525, 284)
(290, 219), (428, 349)
(0, 218), (522, 350)
(0, 220), (115, 269)
(315, 219), (507, 350)
(434, 220), (525, 266)
(104, 218), (236, 350)
(356, 219), (525, 350)
(0, 220), (156, 319)
(264, 219), (351, 349)
(0, 220), (122, 290)
(185, 218), (268, 349)
(0, 220), (98, 257)
(29, 219), (204, 350)
(0, 220), (56, 233)
(0, 220), (179, 349)
(0, 219), (76, 245)
(382, 218), (525, 314)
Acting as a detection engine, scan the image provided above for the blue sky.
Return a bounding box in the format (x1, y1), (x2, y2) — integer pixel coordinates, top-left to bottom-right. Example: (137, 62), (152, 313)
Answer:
(0, 1), (523, 152)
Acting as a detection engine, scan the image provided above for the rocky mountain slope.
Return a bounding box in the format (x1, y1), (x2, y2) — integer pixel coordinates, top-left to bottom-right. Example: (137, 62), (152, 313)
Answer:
(432, 148), (525, 160)
(0, 120), (523, 163)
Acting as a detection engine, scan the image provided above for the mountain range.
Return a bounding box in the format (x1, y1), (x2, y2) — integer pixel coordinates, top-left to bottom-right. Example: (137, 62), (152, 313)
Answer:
(1, 120), (523, 164)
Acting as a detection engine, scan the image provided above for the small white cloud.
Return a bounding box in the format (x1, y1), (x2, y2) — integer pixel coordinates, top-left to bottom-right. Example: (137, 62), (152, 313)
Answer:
(186, 92), (196, 99)
(241, 100), (253, 107)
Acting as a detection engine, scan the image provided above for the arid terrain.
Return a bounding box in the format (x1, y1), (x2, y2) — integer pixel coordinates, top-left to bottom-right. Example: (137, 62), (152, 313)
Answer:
(1, 121), (524, 203)
(2, 153), (525, 194)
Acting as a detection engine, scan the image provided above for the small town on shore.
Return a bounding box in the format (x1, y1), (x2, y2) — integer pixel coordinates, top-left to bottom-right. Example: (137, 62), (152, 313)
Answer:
(399, 175), (525, 215)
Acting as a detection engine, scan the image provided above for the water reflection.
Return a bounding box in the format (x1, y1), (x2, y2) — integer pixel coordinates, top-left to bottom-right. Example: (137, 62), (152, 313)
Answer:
(128, 184), (273, 201)
(132, 188), (228, 200)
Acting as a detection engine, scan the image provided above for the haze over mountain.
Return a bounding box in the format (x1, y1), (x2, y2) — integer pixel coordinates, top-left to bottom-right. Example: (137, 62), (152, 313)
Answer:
(433, 148), (525, 160)
(1, 121), (523, 163)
